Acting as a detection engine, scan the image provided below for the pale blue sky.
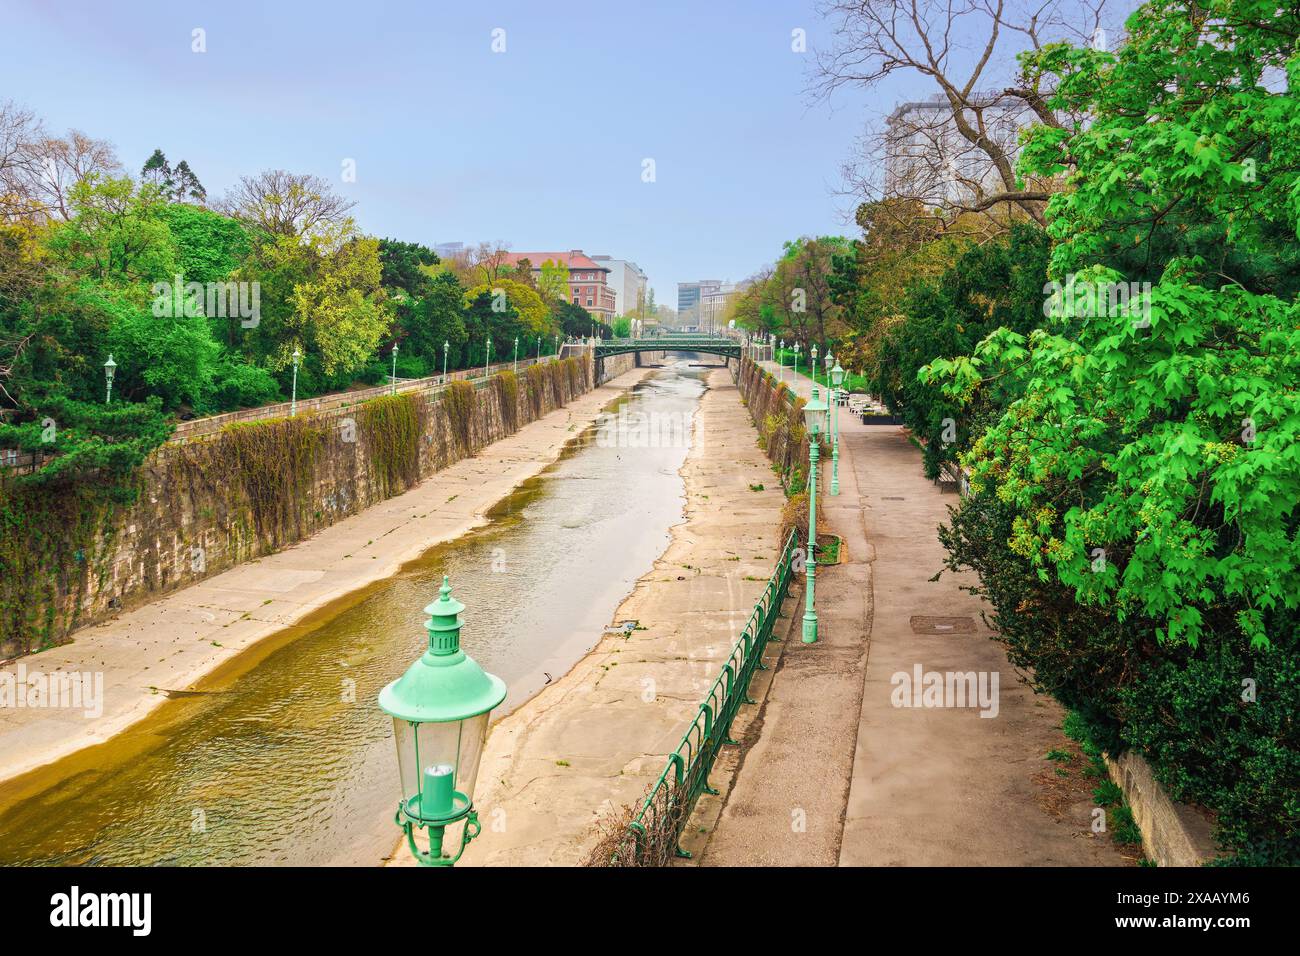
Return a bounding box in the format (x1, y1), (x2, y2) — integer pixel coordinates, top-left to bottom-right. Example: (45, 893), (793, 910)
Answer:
(2, 0), (918, 302)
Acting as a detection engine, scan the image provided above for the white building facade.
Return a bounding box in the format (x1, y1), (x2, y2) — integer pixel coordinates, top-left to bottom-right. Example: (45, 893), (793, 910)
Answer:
(591, 256), (649, 318)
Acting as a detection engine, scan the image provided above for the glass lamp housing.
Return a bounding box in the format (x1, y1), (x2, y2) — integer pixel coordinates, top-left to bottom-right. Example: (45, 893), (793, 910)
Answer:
(379, 577), (506, 826)
(803, 389), (827, 437)
(392, 712), (489, 823)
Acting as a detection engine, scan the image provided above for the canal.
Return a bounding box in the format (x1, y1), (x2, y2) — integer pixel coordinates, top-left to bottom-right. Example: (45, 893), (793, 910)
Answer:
(0, 361), (708, 865)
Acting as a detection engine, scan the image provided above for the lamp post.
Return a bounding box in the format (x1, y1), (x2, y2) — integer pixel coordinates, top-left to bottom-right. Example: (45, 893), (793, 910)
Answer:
(443, 340), (450, 384)
(823, 351), (834, 434)
(391, 342), (400, 396)
(793, 341), (801, 381)
(554, 333), (559, 358)
(103, 354), (116, 405)
(379, 576), (506, 866)
(778, 340), (785, 381)
(512, 337), (519, 375)
(290, 348), (301, 417)
(484, 337), (492, 379)
(831, 361), (844, 496)
(536, 336), (541, 362)
(811, 344), (819, 394)
(801, 388), (827, 644)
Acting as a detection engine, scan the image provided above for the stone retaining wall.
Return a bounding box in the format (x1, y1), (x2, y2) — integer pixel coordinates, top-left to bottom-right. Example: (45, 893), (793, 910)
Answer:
(3, 353), (605, 658)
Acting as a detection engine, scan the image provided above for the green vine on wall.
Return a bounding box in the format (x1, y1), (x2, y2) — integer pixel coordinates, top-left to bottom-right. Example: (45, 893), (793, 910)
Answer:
(524, 364), (547, 419)
(180, 415), (327, 551)
(0, 479), (128, 656)
(359, 393), (424, 498)
(442, 380), (476, 455)
(494, 370), (519, 432)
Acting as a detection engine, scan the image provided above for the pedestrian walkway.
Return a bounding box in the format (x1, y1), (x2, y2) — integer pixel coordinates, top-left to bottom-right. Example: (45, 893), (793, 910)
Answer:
(699, 362), (1127, 866)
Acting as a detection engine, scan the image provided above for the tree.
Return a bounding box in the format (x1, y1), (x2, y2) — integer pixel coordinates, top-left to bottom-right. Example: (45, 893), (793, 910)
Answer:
(0, 102), (120, 223)
(286, 228), (392, 376)
(220, 169), (355, 239)
(927, 0), (1300, 651)
(537, 258), (568, 304)
(878, 224), (1049, 475)
(105, 291), (220, 409)
(812, 0), (1122, 226)
(161, 203), (249, 286)
(172, 161), (206, 203)
(43, 176), (176, 287)
(404, 270), (467, 364)
(378, 238), (440, 297)
(554, 300), (594, 339)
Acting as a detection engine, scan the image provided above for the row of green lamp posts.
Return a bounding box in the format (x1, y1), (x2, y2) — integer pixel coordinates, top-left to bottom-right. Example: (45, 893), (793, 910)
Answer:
(742, 332), (842, 646)
(99, 335), (567, 414)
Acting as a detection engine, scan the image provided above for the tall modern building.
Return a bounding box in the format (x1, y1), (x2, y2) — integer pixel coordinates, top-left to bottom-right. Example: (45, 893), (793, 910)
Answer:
(591, 256), (648, 318)
(433, 241), (465, 261)
(677, 280), (722, 330)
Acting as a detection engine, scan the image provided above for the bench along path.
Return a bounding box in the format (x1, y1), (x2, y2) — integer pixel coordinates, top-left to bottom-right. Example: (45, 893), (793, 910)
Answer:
(698, 363), (1128, 866)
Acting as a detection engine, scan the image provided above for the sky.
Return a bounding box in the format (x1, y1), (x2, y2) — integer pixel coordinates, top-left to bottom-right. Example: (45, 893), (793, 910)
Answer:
(1, 0), (910, 305)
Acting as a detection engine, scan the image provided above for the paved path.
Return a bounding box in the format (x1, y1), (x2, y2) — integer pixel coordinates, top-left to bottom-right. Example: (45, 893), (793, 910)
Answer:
(700, 363), (1127, 866)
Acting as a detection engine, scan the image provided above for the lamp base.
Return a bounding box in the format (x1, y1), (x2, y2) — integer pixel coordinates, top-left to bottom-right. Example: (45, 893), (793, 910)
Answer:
(398, 805), (481, 867)
(802, 613), (818, 644)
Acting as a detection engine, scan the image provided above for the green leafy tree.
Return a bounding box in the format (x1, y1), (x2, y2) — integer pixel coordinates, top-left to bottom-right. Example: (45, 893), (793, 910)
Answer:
(160, 203), (248, 286)
(537, 258), (569, 304)
(923, 0), (1300, 862)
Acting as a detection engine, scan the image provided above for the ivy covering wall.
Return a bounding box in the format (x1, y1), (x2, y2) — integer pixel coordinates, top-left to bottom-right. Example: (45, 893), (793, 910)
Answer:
(0, 355), (595, 659)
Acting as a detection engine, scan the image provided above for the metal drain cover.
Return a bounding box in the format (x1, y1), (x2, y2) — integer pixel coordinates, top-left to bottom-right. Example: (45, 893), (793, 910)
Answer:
(882, 496), (905, 500)
(909, 615), (977, 634)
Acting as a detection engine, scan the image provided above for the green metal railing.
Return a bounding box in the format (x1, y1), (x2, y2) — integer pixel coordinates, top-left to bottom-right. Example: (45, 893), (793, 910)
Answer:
(604, 528), (800, 865)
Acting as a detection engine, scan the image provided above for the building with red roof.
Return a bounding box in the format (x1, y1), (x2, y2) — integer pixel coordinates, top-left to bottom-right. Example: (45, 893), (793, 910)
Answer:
(503, 250), (616, 321)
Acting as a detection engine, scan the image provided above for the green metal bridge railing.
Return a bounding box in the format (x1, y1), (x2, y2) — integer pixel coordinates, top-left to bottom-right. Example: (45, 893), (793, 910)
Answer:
(594, 336), (741, 359)
(603, 528), (800, 866)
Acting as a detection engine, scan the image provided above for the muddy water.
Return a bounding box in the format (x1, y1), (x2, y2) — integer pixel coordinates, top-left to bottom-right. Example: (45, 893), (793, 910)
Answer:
(0, 361), (708, 865)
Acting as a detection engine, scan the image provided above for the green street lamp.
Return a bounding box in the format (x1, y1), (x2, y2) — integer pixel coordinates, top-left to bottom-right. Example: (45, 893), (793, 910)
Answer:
(793, 341), (800, 380)
(290, 348), (301, 417)
(801, 387), (827, 644)
(443, 340), (450, 384)
(484, 337), (492, 379)
(103, 354), (116, 405)
(380, 576), (506, 867)
(778, 339), (785, 381)
(513, 336), (519, 374)
(391, 342), (400, 396)
(830, 361), (845, 496)
(536, 335), (541, 362)
(823, 351), (834, 434)
(811, 344), (819, 395)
